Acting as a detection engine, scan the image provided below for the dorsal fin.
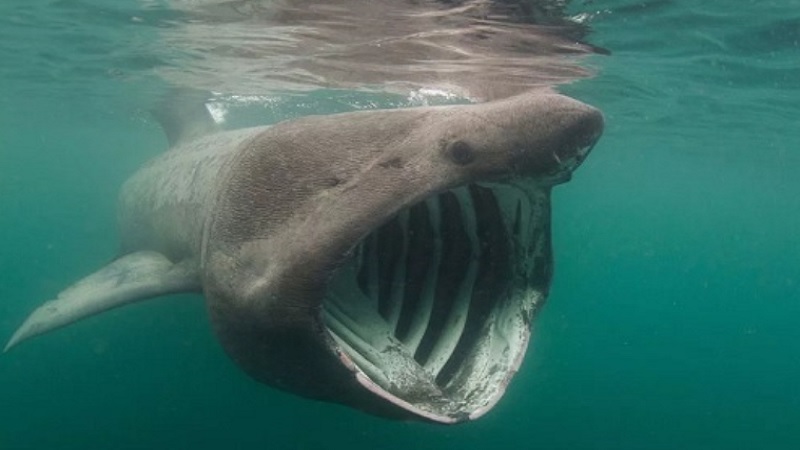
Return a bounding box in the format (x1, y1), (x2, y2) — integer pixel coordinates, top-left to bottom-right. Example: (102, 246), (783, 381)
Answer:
(151, 88), (221, 147)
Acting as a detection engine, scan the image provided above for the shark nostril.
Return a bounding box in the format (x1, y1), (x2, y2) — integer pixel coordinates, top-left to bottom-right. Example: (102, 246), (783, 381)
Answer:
(447, 140), (475, 166)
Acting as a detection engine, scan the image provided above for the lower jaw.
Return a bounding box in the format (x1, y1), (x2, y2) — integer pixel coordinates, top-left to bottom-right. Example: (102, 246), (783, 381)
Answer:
(321, 181), (553, 422)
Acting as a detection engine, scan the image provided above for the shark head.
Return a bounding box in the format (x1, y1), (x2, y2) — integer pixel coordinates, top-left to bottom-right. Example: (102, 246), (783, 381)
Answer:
(203, 91), (603, 423)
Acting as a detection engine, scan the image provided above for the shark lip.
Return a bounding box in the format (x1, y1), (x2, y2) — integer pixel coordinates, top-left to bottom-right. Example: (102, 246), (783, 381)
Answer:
(545, 140), (598, 184)
(321, 181), (552, 423)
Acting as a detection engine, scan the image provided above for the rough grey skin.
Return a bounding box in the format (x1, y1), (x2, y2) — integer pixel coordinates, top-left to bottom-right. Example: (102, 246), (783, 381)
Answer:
(5, 91), (603, 423)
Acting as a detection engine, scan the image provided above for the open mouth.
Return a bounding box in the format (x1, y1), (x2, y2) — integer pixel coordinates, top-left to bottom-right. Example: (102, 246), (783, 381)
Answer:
(322, 181), (553, 423)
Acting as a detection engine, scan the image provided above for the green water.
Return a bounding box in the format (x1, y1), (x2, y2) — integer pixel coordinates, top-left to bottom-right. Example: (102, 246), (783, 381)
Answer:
(2, 0), (799, 448)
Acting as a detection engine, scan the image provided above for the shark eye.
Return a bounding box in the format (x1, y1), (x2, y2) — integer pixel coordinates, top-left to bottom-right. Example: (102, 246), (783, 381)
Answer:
(447, 140), (475, 166)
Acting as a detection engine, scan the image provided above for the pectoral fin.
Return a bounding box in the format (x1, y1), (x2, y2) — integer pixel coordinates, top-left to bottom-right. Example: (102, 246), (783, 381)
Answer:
(4, 251), (200, 352)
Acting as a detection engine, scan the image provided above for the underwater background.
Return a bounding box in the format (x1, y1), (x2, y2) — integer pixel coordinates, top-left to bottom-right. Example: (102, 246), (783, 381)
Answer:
(1, 0), (799, 448)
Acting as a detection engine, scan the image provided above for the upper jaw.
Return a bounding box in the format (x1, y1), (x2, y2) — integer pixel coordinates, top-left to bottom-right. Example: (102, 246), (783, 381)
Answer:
(541, 138), (600, 185)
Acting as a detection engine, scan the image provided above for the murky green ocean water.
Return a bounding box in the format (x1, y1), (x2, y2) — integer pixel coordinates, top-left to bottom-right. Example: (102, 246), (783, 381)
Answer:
(1, 0), (799, 448)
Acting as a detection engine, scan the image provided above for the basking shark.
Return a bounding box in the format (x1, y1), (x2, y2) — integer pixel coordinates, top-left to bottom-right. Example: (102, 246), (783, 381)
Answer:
(5, 91), (602, 423)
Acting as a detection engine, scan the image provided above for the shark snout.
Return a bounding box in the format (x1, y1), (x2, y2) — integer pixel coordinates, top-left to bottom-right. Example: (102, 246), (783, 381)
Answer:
(551, 104), (603, 173)
(560, 103), (603, 153)
(511, 99), (603, 183)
